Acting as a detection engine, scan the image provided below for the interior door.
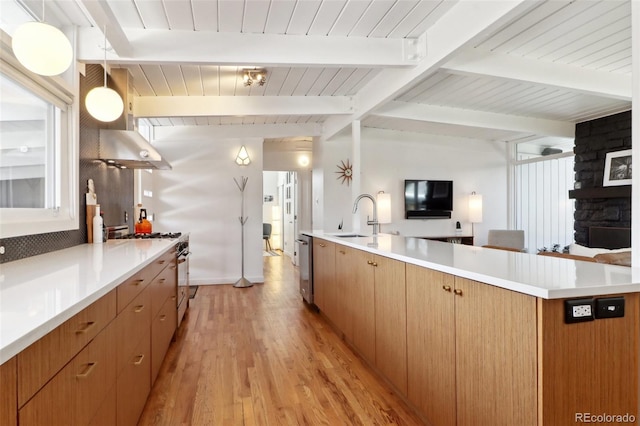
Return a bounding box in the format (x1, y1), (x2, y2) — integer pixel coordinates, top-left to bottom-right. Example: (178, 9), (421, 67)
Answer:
(283, 172), (296, 261)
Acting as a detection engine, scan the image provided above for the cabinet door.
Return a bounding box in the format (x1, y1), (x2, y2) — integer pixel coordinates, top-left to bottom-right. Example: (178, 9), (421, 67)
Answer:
(313, 239), (335, 316)
(374, 255), (407, 395)
(334, 246), (354, 339)
(1, 357), (17, 426)
(117, 331), (151, 426)
(454, 277), (537, 426)
(406, 265), (456, 426)
(351, 248), (376, 363)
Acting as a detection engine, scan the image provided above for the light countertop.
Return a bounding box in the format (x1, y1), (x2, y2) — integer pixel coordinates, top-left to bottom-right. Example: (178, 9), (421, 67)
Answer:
(305, 231), (640, 300)
(0, 239), (177, 365)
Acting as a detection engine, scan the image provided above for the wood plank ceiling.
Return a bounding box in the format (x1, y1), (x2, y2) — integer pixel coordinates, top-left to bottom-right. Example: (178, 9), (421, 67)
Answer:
(2, 0), (633, 144)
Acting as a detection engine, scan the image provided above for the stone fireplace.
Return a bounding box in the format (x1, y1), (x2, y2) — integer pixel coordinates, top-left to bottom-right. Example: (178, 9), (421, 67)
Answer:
(571, 110), (631, 246)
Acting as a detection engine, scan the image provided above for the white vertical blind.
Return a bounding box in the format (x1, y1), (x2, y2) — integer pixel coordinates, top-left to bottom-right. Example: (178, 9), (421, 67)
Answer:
(515, 154), (574, 253)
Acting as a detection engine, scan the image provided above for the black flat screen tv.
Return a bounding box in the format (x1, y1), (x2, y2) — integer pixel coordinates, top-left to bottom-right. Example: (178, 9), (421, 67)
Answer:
(404, 180), (453, 219)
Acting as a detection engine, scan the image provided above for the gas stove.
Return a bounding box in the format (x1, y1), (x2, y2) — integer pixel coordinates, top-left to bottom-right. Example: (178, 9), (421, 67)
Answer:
(107, 225), (182, 240)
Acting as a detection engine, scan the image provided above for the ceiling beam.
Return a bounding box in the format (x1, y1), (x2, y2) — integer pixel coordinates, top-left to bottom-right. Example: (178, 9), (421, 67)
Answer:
(134, 96), (353, 118)
(79, 0), (132, 57)
(374, 101), (575, 138)
(442, 49), (631, 101)
(77, 28), (425, 68)
(153, 123), (322, 141)
(322, 0), (539, 140)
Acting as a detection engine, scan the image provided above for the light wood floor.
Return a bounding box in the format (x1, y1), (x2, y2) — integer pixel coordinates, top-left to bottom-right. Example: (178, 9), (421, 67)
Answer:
(138, 255), (425, 425)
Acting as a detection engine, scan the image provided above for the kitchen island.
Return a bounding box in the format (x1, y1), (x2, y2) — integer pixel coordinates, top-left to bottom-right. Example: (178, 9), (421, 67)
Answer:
(305, 232), (639, 426)
(0, 238), (180, 426)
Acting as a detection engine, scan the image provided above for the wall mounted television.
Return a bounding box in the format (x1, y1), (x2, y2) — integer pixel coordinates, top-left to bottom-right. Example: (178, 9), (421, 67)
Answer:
(404, 180), (453, 219)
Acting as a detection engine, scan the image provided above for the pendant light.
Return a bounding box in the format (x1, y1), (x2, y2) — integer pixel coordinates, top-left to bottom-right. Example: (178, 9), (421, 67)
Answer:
(85, 26), (124, 122)
(11, 0), (73, 76)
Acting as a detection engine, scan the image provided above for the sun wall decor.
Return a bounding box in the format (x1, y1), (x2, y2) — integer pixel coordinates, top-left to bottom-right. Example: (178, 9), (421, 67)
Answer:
(336, 159), (353, 186)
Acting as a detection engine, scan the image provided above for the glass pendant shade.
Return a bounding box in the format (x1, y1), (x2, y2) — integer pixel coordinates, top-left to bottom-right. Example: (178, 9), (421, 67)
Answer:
(85, 86), (124, 122)
(12, 22), (73, 76)
(235, 146), (251, 165)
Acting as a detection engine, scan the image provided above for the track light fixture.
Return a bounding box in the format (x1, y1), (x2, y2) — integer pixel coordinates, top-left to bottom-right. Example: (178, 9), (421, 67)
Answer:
(242, 69), (267, 87)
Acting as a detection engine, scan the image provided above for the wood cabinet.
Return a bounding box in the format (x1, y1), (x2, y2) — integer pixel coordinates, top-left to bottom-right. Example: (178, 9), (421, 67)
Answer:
(454, 277), (536, 426)
(19, 320), (117, 426)
(17, 290), (117, 406)
(406, 267), (537, 426)
(0, 357), (17, 426)
(350, 248), (376, 362)
(372, 254), (407, 394)
(2, 245), (178, 426)
(334, 245), (354, 339)
(406, 265), (456, 426)
(312, 239), (335, 315)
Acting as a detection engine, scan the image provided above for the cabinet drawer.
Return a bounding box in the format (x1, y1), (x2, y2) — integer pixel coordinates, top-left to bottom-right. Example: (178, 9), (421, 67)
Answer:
(151, 296), (177, 385)
(17, 290), (116, 407)
(116, 285), (151, 376)
(117, 249), (175, 313)
(117, 332), (151, 426)
(19, 320), (117, 426)
(150, 260), (177, 318)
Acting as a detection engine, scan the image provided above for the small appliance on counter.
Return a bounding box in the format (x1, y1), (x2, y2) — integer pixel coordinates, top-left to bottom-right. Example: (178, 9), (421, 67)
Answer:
(135, 208), (152, 234)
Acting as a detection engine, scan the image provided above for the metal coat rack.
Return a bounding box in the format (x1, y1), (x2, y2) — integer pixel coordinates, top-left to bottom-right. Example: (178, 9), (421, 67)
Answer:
(233, 176), (253, 288)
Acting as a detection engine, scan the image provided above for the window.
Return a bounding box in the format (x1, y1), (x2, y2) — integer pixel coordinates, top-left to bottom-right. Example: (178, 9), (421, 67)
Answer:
(0, 40), (77, 238)
(0, 73), (56, 208)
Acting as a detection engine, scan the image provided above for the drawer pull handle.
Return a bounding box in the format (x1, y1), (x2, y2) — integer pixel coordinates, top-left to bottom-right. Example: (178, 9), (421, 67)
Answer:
(339, 250), (345, 254)
(319, 243), (326, 247)
(372, 262), (378, 267)
(132, 279), (144, 286)
(76, 362), (97, 379)
(160, 315), (167, 321)
(158, 278), (166, 284)
(442, 285), (452, 292)
(367, 260), (373, 265)
(159, 260), (166, 265)
(172, 296), (177, 300)
(133, 354), (145, 366)
(454, 289), (463, 296)
(134, 305), (145, 313)
(75, 321), (96, 334)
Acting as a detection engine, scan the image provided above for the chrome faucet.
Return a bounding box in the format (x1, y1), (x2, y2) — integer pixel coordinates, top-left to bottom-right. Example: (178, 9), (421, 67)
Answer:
(353, 193), (379, 235)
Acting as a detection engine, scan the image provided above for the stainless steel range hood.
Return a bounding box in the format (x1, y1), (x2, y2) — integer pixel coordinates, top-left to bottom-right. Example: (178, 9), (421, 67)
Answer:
(97, 69), (172, 170)
(99, 129), (172, 170)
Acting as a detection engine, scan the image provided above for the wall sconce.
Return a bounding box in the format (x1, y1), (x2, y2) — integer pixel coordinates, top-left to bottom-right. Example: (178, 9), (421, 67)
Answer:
(298, 155), (310, 167)
(235, 145), (251, 166)
(12, 1), (73, 76)
(468, 191), (483, 236)
(85, 26), (124, 122)
(377, 191), (392, 230)
(243, 69), (267, 87)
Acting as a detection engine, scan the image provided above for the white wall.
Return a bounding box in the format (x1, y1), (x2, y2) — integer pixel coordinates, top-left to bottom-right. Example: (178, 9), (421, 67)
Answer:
(262, 171), (281, 250)
(151, 136), (264, 285)
(321, 127), (509, 246)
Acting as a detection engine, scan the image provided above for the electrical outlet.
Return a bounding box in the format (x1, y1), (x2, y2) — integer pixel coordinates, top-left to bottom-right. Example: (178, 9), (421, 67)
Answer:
(565, 299), (594, 323)
(595, 297), (625, 319)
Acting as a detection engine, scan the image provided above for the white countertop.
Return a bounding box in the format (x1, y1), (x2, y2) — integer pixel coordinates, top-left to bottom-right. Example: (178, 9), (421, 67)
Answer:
(305, 231), (640, 300)
(0, 239), (177, 365)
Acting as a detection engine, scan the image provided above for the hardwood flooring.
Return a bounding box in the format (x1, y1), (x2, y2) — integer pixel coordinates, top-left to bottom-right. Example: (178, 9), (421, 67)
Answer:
(138, 255), (425, 425)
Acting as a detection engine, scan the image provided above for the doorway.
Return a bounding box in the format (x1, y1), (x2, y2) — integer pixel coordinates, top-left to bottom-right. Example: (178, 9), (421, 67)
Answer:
(263, 171), (298, 264)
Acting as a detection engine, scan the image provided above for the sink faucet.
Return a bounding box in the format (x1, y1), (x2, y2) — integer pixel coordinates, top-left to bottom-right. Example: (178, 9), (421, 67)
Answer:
(353, 193), (379, 235)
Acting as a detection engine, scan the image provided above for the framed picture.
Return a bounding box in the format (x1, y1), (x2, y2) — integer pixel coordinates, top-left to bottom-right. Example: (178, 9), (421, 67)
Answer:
(603, 149), (632, 186)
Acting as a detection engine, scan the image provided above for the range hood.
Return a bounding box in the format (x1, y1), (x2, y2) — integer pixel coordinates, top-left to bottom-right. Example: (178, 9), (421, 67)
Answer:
(97, 68), (172, 170)
(99, 129), (172, 170)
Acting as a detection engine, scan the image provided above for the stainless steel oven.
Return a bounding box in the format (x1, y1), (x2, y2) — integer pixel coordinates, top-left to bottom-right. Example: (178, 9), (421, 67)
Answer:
(176, 237), (190, 327)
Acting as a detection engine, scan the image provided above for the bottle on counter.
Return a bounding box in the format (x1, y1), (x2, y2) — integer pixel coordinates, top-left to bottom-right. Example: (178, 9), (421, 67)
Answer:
(93, 205), (104, 244)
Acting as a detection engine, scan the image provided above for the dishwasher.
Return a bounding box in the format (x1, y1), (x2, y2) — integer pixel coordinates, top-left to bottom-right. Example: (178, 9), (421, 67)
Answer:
(296, 234), (313, 304)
